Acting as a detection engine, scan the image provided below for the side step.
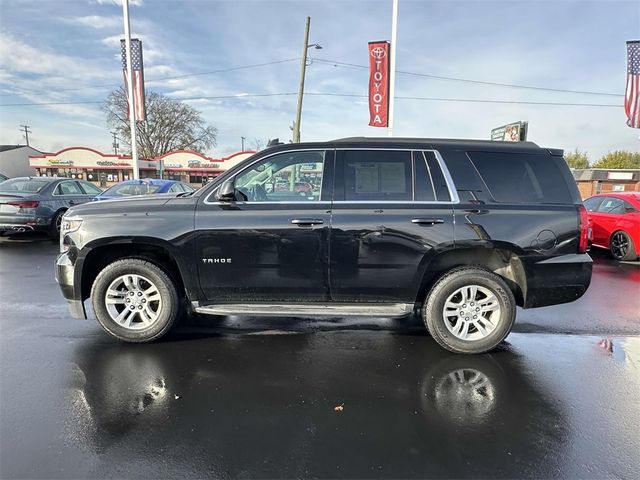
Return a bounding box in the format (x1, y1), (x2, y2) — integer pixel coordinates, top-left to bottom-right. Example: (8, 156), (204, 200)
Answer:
(194, 302), (414, 318)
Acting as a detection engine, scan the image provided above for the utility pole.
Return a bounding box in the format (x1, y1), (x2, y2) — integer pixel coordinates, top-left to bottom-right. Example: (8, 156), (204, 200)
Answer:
(241, 136), (246, 151)
(111, 131), (120, 155)
(292, 17), (322, 143)
(122, 0), (140, 179)
(387, 0), (398, 137)
(19, 125), (31, 146)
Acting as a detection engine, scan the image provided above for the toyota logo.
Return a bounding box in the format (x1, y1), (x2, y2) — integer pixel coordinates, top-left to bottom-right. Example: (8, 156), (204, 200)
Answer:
(370, 47), (386, 59)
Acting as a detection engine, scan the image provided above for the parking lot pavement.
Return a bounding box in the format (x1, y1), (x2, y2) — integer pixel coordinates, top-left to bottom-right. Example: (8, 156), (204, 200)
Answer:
(1, 236), (639, 478)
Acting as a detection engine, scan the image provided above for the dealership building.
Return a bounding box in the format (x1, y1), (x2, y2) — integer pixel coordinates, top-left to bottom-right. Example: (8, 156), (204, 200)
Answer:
(572, 168), (640, 198)
(28, 147), (254, 188)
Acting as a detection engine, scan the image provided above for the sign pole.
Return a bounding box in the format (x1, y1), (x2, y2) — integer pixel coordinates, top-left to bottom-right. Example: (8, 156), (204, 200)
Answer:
(387, 0), (398, 137)
(122, 0), (140, 179)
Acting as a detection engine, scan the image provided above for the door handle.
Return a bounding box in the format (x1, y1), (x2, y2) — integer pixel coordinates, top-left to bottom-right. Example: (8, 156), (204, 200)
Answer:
(411, 218), (444, 226)
(291, 218), (324, 226)
(68, 200), (76, 206)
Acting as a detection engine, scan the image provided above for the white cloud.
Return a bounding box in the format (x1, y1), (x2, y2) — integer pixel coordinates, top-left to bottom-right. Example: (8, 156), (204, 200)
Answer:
(63, 15), (121, 29)
(93, 0), (143, 6)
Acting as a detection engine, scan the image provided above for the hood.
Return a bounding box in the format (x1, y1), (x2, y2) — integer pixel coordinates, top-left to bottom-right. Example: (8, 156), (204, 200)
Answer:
(68, 194), (176, 216)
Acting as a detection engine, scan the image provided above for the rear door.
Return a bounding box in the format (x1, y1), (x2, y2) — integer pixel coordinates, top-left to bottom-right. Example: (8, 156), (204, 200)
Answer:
(329, 148), (455, 303)
(53, 180), (88, 208)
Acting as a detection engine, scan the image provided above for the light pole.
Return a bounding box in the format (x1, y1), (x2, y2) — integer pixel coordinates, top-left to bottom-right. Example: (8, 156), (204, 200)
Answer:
(293, 16), (322, 143)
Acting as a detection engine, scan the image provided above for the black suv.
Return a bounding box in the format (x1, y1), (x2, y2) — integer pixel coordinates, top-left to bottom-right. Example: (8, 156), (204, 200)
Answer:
(55, 138), (592, 354)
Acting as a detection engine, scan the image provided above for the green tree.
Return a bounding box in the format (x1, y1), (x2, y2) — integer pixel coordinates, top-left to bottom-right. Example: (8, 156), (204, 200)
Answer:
(104, 87), (217, 158)
(564, 148), (590, 169)
(592, 150), (640, 169)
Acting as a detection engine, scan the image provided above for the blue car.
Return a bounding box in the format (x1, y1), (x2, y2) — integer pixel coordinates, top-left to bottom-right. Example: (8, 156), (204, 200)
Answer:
(93, 179), (194, 201)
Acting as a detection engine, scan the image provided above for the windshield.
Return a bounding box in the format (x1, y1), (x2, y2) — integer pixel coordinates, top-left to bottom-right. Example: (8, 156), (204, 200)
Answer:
(0, 178), (49, 193)
(101, 183), (162, 197)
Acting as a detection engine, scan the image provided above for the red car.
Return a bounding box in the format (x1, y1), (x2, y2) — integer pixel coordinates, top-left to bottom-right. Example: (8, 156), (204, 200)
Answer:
(583, 192), (640, 261)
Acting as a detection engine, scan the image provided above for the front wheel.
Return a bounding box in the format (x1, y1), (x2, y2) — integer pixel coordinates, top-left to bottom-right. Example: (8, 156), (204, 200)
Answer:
(610, 231), (637, 261)
(423, 268), (516, 354)
(91, 259), (180, 342)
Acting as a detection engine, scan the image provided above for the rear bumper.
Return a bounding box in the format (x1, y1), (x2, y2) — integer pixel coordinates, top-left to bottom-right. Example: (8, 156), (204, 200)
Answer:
(55, 251), (87, 319)
(0, 215), (49, 234)
(524, 253), (592, 308)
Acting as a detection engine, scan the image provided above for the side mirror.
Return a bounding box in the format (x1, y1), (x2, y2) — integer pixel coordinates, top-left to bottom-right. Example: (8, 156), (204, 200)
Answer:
(217, 180), (236, 201)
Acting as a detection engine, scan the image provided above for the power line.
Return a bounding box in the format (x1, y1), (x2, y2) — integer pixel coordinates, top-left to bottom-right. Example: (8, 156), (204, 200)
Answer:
(0, 58), (300, 97)
(0, 92), (621, 108)
(312, 58), (624, 98)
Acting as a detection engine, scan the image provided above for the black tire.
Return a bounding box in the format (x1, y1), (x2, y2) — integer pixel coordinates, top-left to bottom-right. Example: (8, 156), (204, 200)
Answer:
(91, 258), (180, 342)
(49, 210), (65, 239)
(609, 231), (637, 261)
(423, 267), (516, 354)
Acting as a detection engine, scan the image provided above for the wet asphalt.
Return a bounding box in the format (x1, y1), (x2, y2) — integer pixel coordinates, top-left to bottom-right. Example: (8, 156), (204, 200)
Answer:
(1, 235), (639, 479)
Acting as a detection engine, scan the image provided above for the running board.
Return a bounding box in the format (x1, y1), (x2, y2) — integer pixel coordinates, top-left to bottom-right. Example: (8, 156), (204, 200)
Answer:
(194, 303), (414, 318)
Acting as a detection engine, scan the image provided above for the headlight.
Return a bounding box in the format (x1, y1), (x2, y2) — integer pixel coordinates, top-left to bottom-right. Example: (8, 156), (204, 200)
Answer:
(60, 215), (83, 253)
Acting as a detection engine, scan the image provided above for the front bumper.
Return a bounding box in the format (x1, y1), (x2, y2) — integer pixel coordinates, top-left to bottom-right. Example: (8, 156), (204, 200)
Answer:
(55, 251), (87, 319)
(524, 253), (593, 308)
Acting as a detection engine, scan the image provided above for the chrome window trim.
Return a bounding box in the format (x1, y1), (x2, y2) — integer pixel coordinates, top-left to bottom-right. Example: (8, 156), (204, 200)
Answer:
(203, 148), (327, 205)
(419, 151), (438, 201)
(203, 146), (460, 206)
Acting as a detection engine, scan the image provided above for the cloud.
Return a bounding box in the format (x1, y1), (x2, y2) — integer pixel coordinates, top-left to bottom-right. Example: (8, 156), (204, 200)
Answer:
(92, 0), (143, 6)
(64, 15), (121, 29)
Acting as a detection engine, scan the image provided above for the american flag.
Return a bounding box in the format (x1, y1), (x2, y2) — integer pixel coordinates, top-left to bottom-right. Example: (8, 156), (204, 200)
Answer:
(120, 38), (146, 121)
(625, 40), (640, 128)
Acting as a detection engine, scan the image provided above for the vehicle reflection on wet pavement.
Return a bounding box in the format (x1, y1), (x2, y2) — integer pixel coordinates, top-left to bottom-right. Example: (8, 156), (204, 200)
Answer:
(1, 239), (639, 478)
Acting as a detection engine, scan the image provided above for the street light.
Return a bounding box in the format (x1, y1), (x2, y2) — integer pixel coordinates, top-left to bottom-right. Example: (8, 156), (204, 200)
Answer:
(292, 17), (322, 143)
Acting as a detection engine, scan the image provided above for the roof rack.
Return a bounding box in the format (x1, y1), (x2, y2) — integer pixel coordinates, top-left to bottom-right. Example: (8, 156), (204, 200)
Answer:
(331, 136), (540, 148)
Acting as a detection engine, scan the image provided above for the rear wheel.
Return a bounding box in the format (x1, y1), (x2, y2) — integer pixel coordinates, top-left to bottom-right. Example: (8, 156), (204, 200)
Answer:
(49, 210), (65, 239)
(423, 268), (516, 354)
(610, 231), (636, 261)
(91, 258), (179, 342)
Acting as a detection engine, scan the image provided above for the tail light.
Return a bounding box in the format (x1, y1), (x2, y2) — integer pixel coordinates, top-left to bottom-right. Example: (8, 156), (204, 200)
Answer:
(578, 204), (591, 253)
(7, 200), (39, 209)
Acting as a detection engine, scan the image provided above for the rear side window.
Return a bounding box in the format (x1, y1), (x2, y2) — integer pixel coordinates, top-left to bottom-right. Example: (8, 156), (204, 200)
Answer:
(468, 151), (573, 204)
(583, 196), (604, 212)
(596, 197), (627, 214)
(341, 150), (412, 201)
(55, 181), (83, 195)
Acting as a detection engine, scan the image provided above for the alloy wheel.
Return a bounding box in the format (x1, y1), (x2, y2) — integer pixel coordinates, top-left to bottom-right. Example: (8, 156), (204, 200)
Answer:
(104, 274), (162, 330)
(442, 285), (502, 341)
(611, 232), (629, 260)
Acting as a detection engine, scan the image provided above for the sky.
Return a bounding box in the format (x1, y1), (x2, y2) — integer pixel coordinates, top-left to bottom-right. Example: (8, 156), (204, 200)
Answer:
(0, 0), (639, 161)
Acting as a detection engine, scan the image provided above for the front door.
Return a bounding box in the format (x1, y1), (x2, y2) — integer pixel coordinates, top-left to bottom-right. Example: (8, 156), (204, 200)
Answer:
(329, 149), (455, 303)
(195, 149), (333, 303)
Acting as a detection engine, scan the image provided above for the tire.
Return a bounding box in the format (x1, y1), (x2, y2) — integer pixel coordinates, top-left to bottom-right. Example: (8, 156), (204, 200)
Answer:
(423, 267), (516, 354)
(90, 258), (180, 342)
(49, 210), (65, 239)
(609, 231), (637, 261)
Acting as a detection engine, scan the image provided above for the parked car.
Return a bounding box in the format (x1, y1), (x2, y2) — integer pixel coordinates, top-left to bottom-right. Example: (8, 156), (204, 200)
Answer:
(0, 176), (102, 238)
(93, 179), (194, 201)
(56, 138), (592, 354)
(583, 192), (640, 261)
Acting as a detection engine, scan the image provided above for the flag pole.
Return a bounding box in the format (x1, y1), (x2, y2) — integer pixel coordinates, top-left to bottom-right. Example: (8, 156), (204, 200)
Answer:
(387, 0), (398, 137)
(122, 0), (139, 179)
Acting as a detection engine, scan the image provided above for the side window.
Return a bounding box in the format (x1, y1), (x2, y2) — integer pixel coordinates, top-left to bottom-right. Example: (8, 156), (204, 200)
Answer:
(168, 184), (182, 193)
(583, 197), (604, 212)
(234, 150), (325, 202)
(468, 151), (573, 204)
(414, 152), (436, 201)
(341, 150), (411, 201)
(182, 183), (194, 192)
(78, 181), (102, 195)
(55, 181), (83, 195)
(597, 197), (625, 214)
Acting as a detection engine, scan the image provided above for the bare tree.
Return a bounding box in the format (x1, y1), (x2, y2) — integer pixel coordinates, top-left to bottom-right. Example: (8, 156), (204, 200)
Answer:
(104, 87), (217, 158)
(251, 138), (266, 151)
